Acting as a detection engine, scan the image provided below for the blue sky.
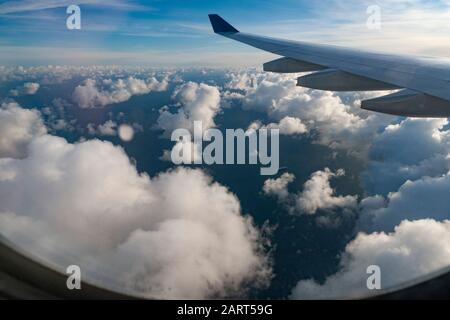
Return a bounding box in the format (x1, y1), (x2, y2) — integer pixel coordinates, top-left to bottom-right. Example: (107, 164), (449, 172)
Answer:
(1, 0), (450, 66)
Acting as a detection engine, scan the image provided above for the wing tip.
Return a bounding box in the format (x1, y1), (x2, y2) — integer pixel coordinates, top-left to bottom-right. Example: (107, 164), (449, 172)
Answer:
(208, 14), (239, 34)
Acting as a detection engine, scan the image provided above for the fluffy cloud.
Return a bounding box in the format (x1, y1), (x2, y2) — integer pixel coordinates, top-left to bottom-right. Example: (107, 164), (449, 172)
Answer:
(233, 72), (450, 198)
(231, 69), (450, 297)
(6, 66), (450, 300)
(263, 173), (295, 200)
(0, 105), (270, 299)
(291, 219), (450, 299)
(361, 172), (450, 232)
(0, 102), (46, 158)
(363, 118), (450, 195)
(357, 118), (450, 231)
(9, 82), (40, 96)
(295, 168), (358, 215)
(226, 71), (394, 157)
(87, 120), (118, 136)
(225, 70), (258, 91)
(250, 116), (307, 136)
(283, 116), (450, 297)
(72, 76), (168, 108)
(262, 169), (358, 225)
(157, 82), (221, 137)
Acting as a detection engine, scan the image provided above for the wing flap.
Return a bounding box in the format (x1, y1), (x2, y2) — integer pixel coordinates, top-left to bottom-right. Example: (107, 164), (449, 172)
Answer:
(297, 69), (400, 91)
(361, 89), (450, 117)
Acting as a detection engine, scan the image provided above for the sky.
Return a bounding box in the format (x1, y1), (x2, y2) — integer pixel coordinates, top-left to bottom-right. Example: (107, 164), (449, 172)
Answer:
(2, 0), (450, 66)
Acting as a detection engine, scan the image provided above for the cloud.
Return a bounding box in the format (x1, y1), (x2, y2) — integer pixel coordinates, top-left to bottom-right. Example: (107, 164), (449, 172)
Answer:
(249, 116), (307, 136)
(72, 76), (168, 108)
(357, 118), (450, 231)
(295, 168), (358, 215)
(282, 114), (450, 296)
(0, 104), (271, 299)
(223, 70), (450, 298)
(225, 71), (259, 91)
(157, 82), (221, 137)
(6, 66), (450, 300)
(234, 70), (450, 297)
(226, 71), (394, 157)
(0, 0), (147, 14)
(9, 82), (40, 96)
(262, 168), (357, 227)
(263, 172), (295, 200)
(361, 172), (450, 232)
(0, 102), (46, 158)
(291, 219), (450, 299)
(87, 120), (118, 136)
(363, 118), (450, 195)
(0, 66), (174, 86)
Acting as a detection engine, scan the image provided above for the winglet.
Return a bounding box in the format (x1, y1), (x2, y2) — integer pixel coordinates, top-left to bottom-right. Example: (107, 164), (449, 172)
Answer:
(208, 14), (239, 34)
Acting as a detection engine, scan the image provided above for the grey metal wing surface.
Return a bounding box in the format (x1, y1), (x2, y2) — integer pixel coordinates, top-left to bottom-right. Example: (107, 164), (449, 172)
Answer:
(208, 14), (450, 117)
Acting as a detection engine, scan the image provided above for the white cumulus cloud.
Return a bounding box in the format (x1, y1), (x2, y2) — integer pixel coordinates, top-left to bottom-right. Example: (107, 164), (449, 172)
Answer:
(291, 219), (450, 299)
(263, 172), (295, 200)
(157, 82), (221, 137)
(0, 104), (271, 299)
(262, 168), (357, 228)
(72, 76), (168, 108)
(0, 102), (46, 159)
(296, 168), (358, 215)
(361, 172), (450, 232)
(9, 82), (40, 96)
(249, 116), (307, 136)
(225, 71), (394, 158)
(363, 118), (450, 195)
(87, 120), (118, 136)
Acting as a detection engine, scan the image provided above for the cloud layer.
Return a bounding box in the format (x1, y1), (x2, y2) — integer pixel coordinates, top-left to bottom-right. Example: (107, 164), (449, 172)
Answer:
(225, 71), (393, 157)
(291, 219), (450, 299)
(0, 104), (271, 299)
(0, 102), (46, 158)
(3, 66), (450, 300)
(227, 69), (450, 297)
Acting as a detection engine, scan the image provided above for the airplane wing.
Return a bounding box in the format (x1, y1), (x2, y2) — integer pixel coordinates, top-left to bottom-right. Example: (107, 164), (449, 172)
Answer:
(208, 14), (450, 117)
